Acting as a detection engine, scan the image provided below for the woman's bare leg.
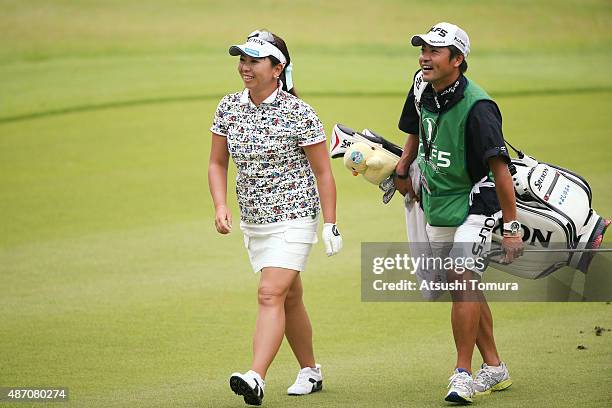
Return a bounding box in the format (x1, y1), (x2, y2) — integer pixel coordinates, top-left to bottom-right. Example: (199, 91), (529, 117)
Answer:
(251, 267), (298, 378)
(284, 274), (316, 368)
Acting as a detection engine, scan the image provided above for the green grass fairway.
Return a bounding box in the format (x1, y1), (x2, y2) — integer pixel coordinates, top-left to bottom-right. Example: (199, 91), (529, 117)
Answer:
(1, 1), (611, 407)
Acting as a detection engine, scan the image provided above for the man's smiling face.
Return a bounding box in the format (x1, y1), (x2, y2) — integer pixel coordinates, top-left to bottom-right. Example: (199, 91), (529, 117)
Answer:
(419, 44), (463, 91)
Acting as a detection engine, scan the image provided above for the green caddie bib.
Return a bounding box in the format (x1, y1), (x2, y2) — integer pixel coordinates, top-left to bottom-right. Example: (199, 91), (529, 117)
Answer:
(417, 79), (492, 227)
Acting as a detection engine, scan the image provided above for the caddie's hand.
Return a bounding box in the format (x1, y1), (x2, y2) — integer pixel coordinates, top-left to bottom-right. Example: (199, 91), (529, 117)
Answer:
(322, 223), (343, 256)
(214, 205), (232, 234)
(501, 235), (523, 264)
(393, 174), (419, 202)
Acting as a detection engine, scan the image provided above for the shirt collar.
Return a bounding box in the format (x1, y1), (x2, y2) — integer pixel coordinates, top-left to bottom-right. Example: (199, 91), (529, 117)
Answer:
(240, 81), (283, 106)
(421, 74), (466, 113)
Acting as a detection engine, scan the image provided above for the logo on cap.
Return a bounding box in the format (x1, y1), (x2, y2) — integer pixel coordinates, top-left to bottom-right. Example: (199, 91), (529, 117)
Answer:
(429, 26), (448, 37)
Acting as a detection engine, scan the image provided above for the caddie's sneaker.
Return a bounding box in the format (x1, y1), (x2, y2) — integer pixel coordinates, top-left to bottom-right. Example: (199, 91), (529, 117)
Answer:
(445, 368), (474, 404)
(287, 364), (323, 395)
(473, 362), (512, 395)
(229, 370), (265, 406)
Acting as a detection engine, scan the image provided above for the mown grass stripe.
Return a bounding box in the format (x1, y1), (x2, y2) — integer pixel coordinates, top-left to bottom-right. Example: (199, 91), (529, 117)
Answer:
(1, 86), (611, 125)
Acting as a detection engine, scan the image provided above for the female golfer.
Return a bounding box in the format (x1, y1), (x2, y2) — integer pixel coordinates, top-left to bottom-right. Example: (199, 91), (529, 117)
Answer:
(208, 30), (342, 406)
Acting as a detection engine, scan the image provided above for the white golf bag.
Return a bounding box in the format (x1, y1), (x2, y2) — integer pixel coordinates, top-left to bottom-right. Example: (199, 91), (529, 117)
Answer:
(330, 124), (609, 279)
(487, 148), (609, 278)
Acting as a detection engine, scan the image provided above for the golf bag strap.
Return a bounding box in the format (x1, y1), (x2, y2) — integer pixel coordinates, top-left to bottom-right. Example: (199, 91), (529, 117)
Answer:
(504, 138), (523, 158)
(469, 176), (495, 206)
(413, 71), (427, 117)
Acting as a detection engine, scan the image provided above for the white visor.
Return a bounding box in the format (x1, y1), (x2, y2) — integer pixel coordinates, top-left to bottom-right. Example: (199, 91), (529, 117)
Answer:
(229, 37), (287, 65)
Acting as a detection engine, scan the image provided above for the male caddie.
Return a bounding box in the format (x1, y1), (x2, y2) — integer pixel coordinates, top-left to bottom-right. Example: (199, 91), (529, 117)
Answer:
(393, 22), (524, 403)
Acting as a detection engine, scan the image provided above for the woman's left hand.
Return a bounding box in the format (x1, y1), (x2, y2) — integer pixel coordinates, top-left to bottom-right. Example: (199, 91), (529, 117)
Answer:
(323, 223), (343, 256)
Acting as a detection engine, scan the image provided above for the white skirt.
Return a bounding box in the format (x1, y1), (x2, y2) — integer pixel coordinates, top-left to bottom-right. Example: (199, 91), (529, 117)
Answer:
(240, 215), (319, 273)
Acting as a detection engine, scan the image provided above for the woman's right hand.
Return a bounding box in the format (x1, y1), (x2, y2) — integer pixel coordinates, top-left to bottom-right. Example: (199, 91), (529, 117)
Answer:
(214, 205), (232, 234)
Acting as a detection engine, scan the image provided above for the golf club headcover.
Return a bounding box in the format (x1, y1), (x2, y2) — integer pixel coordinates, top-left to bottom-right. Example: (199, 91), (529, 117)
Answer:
(329, 124), (410, 203)
(343, 141), (397, 185)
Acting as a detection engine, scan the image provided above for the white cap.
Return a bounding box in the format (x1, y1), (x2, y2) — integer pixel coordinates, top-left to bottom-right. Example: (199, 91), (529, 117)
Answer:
(229, 36), (287, 65)
(411, 22), (470, 57)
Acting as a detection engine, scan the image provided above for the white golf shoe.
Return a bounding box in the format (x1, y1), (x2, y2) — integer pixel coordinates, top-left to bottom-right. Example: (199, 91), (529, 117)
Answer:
(229, 370), (265, 406)
(287, 364), (323, 395)
(445, 368), (474, 404)
(473, 362), (512, 395)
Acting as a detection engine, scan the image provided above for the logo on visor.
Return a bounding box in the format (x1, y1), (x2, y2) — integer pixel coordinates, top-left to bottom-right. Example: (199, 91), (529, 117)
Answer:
(244, 47), (260, 57)
(248, 37), (266, 46)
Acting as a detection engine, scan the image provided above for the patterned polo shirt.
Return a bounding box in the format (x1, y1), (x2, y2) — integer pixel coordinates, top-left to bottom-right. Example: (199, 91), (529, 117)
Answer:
(210, 86), (327, 224)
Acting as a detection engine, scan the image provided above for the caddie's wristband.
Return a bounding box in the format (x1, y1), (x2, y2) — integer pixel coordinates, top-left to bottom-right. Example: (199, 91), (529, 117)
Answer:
(395, 172), (410, 179)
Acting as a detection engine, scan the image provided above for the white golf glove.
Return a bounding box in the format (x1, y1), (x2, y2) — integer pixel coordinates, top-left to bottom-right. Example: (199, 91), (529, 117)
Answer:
(322, 223), (343, 256)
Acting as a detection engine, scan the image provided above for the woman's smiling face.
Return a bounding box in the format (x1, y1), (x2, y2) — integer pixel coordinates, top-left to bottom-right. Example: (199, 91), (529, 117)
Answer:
(238, 55), (282, 92)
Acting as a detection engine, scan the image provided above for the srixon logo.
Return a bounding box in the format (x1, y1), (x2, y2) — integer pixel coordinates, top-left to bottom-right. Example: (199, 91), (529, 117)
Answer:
(533, 167), (548, 191)
(493, 223), (553, 247)
(247, 37), (266, 46)
(429, 26), (448, 37)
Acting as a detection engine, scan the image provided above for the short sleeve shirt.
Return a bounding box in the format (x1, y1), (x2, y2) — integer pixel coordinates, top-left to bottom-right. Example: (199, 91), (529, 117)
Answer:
(211, 87), (326, 224)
